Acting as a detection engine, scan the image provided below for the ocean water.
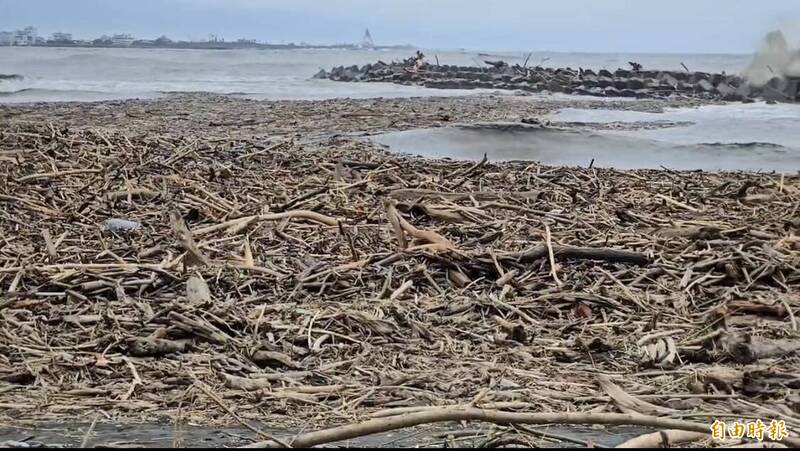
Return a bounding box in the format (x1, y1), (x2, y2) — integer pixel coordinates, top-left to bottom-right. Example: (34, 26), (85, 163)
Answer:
(0, 47), (752, 103)
(4, 46), (798, 171)
(373, 102), (800, 172)
(550, 102), (800, 149)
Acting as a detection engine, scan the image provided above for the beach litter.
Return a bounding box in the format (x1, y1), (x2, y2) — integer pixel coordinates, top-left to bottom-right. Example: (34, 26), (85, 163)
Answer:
(0, 96), (798, 448)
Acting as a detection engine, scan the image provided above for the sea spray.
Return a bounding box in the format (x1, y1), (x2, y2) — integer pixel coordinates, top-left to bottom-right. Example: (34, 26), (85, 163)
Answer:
(744, 30), (800, 86)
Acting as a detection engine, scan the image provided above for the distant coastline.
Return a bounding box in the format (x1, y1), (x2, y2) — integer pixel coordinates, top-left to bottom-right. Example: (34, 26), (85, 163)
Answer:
(0, 26), (414, 51)
(6, 42), (416, 51)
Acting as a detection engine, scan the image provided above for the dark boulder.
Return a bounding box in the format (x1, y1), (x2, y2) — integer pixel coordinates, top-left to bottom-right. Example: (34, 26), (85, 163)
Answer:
(626, 78), (645, 90)
(528, 74), (544, 83)
(570, 87), (589, 96)
(506, 66), (521, 76)
(735, 84), (753, 99)
(658, 72), (680, 87)
(763, 77), (791, 102)
(691, 72), (711, 83)
(673, 71), (691, 82)
(767, 76), (787, 90)
(330, 65), (364, 81)
(725, 76), (742, 88)
(597, 77), (614, 88)
(786, 77), (800, 101)
(588, 87), (607, 97)
(722, 92), (745, 102)
(644, 79), (662, 89)
(598, 69), (613, 77)
(694, 79), (715, 92)
(716, 82), (735, 97)
(615, 69), (631, 78)
(547, 80), (565, 92)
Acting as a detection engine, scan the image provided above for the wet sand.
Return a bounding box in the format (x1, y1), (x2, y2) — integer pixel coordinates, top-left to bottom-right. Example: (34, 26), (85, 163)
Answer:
(0, 422), (650, 448)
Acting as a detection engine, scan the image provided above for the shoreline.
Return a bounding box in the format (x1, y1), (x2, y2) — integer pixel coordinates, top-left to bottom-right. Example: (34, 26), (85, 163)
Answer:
(0, 91), (712, 128)
(0, 94), (798, 447)
(0, 43), (416, 51)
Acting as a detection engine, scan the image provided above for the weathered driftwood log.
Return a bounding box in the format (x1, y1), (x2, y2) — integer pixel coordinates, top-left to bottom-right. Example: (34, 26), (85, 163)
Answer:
(616, 430), (710, 448)
(717, 332), (800, 364)
(240, 407), (752, 448)
(128, 337), (187, 357)
(501, 244), (651, 266)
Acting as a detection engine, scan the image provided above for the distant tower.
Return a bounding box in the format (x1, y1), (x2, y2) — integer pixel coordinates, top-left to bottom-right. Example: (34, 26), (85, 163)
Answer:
(360, 28), (374, 48)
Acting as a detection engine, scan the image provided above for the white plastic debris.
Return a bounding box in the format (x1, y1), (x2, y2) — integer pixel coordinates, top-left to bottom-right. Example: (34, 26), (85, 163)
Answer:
(105, 218), (141, 232)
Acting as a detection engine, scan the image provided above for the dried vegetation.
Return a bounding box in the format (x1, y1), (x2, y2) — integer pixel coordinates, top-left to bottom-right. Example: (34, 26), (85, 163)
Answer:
(0, 95), (798, 447)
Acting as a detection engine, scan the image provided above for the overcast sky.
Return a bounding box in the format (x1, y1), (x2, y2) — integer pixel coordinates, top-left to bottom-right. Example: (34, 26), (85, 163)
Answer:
(1, 0), (798, 53)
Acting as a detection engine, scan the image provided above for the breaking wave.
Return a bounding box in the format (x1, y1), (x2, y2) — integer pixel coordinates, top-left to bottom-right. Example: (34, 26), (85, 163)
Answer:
(744, 30), (800, 87)
(373, 120), (800, 172)
(691, 142), (790, 150)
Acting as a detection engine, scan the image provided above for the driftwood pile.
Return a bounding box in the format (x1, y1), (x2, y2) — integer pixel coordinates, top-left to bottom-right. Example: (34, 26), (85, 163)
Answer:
(319, 58), (800, 103)
(0, 119), (799, 447)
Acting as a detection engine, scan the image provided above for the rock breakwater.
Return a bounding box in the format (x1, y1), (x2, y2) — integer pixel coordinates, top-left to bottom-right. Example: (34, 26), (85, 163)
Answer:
(317, 55), (799, 102)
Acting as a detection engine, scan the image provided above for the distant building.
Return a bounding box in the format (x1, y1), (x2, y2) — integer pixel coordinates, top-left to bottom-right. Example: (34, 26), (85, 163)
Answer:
(13, 26), (37, 46)
(93, 35), (113, 46)
(50, 32), (73, 42)
(0, 31), (13, 46)
(359, 28), (374, 49)
(111, 33), (135, 46)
